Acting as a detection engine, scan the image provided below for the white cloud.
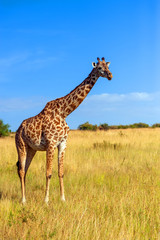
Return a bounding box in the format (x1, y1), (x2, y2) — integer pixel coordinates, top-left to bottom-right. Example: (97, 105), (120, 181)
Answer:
(66, 91), (160, 128)
(0, 52), (57, 69)
(26, 56), (56, 66)
(1, 92), (159, 113)
(0, 28), (65, 36)
(1, 92), (160, 131)
(86, 92), (159, 103)
(0, 96), (48, 112)
(0, 53), (30, 67)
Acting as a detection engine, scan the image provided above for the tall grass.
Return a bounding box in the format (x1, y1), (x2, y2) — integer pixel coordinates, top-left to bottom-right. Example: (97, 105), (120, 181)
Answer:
(0, 129), (160, 239)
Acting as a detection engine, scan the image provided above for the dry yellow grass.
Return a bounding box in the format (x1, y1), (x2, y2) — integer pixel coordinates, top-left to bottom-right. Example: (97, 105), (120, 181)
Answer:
(1, 129), (160, 239)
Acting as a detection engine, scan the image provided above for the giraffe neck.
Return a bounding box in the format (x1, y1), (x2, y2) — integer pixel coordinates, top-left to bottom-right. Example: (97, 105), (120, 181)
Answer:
(61, 68), (100, 118)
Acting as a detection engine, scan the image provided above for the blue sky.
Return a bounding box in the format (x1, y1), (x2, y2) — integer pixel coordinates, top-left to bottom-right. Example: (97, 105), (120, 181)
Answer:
(0, 0), (160, 131)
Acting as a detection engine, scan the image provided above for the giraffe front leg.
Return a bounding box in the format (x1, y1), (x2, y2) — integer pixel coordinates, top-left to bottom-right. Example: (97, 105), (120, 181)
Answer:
(58, 140), (67, 201)
(45, 146), (55, 204)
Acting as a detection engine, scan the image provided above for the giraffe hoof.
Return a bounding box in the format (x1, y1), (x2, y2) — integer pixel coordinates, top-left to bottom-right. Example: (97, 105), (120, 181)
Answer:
(22, 198), (26, 205)
(45, 197), (49, 204)
(61, 196), (65, 202)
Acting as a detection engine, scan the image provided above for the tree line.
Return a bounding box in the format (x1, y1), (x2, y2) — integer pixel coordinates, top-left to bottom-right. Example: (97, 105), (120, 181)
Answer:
(0, 120), (11, 137)
(1, 119), (160, 137)
(78, 122), (160, 131)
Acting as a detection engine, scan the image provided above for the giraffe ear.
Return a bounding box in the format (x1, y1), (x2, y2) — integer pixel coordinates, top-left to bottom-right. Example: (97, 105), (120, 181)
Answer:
(106, 62), (110, 67)
(92, 62), (97, 68)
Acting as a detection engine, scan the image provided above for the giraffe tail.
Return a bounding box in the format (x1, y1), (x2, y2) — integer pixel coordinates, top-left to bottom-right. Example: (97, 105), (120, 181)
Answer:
(16, 161), (20, 172)
(16, 161), (21, 177)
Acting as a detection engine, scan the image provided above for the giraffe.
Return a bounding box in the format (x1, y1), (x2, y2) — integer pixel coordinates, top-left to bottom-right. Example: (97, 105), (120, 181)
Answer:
(15, 57), (113, 204)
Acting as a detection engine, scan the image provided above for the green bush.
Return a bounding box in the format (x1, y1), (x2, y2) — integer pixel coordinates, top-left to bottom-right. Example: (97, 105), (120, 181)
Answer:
(0, 120), (10, 137)
(78, 122), (98, 131)
(78, 122), (152, 130)
(129, 123), (149, 128)
(99, 123), (109, 130)
(152, 123), (160, 128)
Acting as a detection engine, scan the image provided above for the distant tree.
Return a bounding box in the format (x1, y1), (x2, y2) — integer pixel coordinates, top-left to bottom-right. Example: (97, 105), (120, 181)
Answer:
(78, 122), (98, 131)
(78, 122), (152, 130)
(152, 123), (160, 128)
(0, 120), (10, 137)
(99, 123), (109, 130)
(130, 123), (149, 128)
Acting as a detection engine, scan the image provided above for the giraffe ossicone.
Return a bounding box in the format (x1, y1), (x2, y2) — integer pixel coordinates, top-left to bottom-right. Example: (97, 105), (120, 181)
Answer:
(15, 57), (113, 203)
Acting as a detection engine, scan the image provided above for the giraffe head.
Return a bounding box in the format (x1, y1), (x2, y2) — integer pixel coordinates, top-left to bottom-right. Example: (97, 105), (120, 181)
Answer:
(92, 57), (113, 80)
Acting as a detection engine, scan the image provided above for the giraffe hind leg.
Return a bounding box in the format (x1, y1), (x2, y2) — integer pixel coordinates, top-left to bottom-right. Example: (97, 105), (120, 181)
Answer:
(45, 145), (55, 203)
(17, 150), (27, 204)
(15, 123), (38, 203)
(58, 140), (67, 201)
(25, 147), (36, 174)
(17, 146), (36, 204)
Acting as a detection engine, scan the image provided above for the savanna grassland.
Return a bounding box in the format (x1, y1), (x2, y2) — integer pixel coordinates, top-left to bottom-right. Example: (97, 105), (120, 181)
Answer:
(1, 129), (160, 240)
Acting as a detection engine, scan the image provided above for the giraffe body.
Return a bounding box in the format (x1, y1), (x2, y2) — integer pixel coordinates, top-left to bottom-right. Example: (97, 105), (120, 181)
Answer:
(16, 101), (69, 152)
(15, 57), (113, 203)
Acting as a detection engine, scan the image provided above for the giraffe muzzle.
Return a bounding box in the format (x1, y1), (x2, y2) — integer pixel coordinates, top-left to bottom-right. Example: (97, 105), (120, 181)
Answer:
(107, 73), (112, 80)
